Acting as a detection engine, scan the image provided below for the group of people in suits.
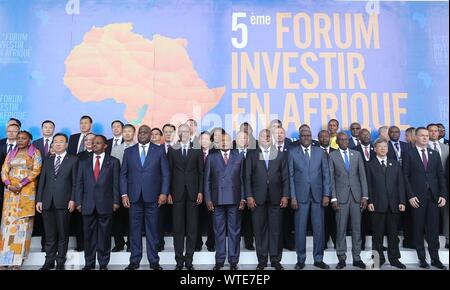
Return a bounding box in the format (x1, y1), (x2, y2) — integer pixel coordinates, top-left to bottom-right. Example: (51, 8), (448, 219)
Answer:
(0, 116), (448, 270)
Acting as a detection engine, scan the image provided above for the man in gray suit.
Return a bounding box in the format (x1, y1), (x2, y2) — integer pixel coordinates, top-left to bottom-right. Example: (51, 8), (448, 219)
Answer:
(110, 123), (136, 252)
(329, 132), (368, 269)
(428, 123), (449, 248)
(289, 127), (331, 270)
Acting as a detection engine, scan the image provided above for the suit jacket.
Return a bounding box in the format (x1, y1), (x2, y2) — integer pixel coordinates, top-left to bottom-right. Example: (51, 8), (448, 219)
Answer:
(0, 138), (6, 147)
(110, 142), (135, 165)
(403, 147), (447, 202)
(348, 136), (360, 149)
(204, 150), (244, 205)
(32, 137), (52, 160)
(68, 133), (82, 155)
(355, 144), (376, 170)
(428, 142), (449, 168)
(329, 149), (368, 204)
(77, 150), (93, 161)
(288, 145), (331, 203)
(167, 143), (204, 202)
(387, 140), (409, 162)
(106, 137), (124, 155)
(75, 154), (120, 215)
(288, 139), (320, 149)
(120, 143), (170, 203)
(366, 158), (406, 213)
(245, 147), (289, 205)
(37, 154), (78, 210)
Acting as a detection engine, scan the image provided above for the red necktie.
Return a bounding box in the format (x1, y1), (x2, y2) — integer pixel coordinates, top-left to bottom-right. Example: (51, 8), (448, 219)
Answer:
(223, 152), (229, 165)
(421, 149), (428, 171)
(364, 146), (369, 160)
(94, 155), (101, 182)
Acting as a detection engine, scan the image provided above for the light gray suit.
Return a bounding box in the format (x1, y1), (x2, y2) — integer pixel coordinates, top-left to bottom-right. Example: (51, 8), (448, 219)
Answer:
(110, 142), (136, 165)
(429, 142), (449, 243)
(329, 149), (368, 262)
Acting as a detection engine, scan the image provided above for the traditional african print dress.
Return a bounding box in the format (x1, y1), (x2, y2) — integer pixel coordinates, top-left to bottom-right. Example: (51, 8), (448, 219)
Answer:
(0, 146), (42, 266)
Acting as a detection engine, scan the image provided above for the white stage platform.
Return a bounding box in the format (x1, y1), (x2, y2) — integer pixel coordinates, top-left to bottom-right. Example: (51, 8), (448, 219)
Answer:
(21, 236), (449, 269)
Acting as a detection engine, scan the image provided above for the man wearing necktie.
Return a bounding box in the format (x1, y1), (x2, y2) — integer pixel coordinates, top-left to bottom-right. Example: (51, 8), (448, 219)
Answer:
(235, 130), (255, 251)
(289, 128), (331, 270)
(68, 115), (93, 155)
(366, 138), (407, 269)
(110, 124), (136, 252)
(427, 123), (449, 250)
(36, 133), (78, 270)
(348, 122), (361, 149)
(387, 126), (409, 164)
(403, 127), (447, 269)
(329, 132), (368, 269)
(75, 135), (121, 270)
(0, 123), (19, 224)
(120, 125), (170, 270)
(245, 129), (289, 270)
(318, 130), (337, 250)
(204, 133), (245, 270)
(32, 120), (56, 251)
(166, 124), (204, 270)
(106, 120), (124, 156)
(354, 128), (376, 250)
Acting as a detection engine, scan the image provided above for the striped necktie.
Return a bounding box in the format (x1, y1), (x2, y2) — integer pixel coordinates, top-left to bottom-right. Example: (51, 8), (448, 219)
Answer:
(54, 155), (62, 176)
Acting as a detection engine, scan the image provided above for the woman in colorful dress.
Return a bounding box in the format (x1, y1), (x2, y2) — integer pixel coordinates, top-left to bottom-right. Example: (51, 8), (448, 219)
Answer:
(0, 131), (42, 269)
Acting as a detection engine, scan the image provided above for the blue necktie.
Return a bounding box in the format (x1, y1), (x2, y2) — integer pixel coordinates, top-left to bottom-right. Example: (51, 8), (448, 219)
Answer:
(343, 150), (350, 173)
(140, 145), (147, 166)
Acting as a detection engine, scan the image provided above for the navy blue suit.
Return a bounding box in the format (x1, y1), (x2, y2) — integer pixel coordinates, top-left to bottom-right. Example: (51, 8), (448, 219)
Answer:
(204, 150), (244, 265)
(288, 145), (331, 263)
(76, 154), (120, 267)
(120, 143), (170, 266)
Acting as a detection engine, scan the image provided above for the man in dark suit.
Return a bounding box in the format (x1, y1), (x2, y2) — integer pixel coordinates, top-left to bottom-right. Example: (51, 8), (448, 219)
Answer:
(32, 120), (56, 252)
(289, 124), (320, 148)
(205, 133), (245, 270)
(235, 130), (255, 251)
(106, 120), (124, 156)
(246, 129), (289, 270)
(269, 119), (292, 148)
(75, 135), (121, 270)
(0, 117), (21, 146)
(366, 138), (406, 269)
(71, 132), (96, 252)
(196, 131), (216, 252)
(354, 128), (376, 250)
(387, 125), (409, 164)
(0, 123), (20, 223)
(289, 127), (331, 270)
(348, 122), (361, 149)
(33, 120), (55, 159)
(68, 115), (93, 155)
(186, 119), (200, 149)
(437, 123), (449, 145)
(403, 127), (447, 269)
(36, 133), (78, 270)
(167, 124), (204, 270)
(120, 125), (170, 270)
(318, 130), (337, 250)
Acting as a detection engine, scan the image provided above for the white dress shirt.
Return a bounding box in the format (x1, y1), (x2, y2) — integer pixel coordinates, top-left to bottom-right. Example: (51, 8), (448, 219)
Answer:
(376, 156), (387, 166)
(93, 152), (105, 169)
(361, 144), (371, 161)
(429, 140), (442, 156)
(276, 143), (285, 152)
(416, 145), (429, 161)
(352, 137), (359, 146)
(112, 136), (123, 147)
(301, 145), (311, 159)
(390, 140), (402, 160)
(54, 151), (67, 166)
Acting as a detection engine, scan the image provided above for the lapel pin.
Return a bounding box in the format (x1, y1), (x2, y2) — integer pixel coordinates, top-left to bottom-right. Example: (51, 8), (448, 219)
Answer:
(430, 151), (432, 154)
(389, 163), (392, 166)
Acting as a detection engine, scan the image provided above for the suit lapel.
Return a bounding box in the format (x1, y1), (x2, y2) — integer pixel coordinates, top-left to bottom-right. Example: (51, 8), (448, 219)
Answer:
(412, 149), (426, 173)
(56, 155), (70, 177)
